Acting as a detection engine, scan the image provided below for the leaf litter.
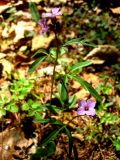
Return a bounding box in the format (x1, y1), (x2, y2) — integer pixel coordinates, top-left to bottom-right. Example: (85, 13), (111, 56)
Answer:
(0, 0), (120, 159)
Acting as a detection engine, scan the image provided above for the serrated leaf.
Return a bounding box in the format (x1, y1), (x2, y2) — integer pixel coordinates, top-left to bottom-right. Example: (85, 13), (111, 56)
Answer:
(29, 2), (40, 23)
(69, 61), (92, 72)
(29, 55), (46, 74)
(69, 75), (102, 102)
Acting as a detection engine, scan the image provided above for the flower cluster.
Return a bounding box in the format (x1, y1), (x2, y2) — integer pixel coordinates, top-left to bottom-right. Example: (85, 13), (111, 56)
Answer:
(77, 99), (96, 116)
(38, 8), (62, 34)
(38, 19), (49, 34)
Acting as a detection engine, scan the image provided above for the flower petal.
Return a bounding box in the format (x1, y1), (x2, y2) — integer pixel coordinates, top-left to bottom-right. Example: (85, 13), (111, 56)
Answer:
(78, 100), (86, 107)
(40, 26), (49, 34)
(52, 8), (60, 14)
(86, 108), (96, 116)
(38, 19), (43, 25)
(77, 109), (86, 115)
(87, 99), (96, 109)
(42, 13), (53, 18)
(55, 11), (62, 16)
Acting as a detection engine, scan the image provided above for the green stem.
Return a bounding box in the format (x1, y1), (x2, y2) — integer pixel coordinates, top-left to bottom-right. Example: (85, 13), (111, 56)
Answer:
(50, 34), (59, 102)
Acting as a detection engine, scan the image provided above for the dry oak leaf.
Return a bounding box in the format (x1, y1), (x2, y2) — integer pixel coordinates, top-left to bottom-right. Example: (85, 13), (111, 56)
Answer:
(84, 45), (120, 64)
(32, 33), (55, 50)
(110, 7), (120, 14)
(14, 21), (35, 43)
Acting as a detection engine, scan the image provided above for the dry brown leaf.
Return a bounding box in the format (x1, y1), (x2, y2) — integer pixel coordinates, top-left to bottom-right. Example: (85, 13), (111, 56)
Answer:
(0, 59), (14, 78)
(84, 45), (120, 64)
(74, 88), (90, 100)
(0, 53), (6, 59)
(14, 21), (35, 43)
(32, 33), (55, 50)
(110, 7), (120, 14)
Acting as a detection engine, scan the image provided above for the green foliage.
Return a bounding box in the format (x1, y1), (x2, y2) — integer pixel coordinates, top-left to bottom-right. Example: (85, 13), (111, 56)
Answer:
(6, 7), (17, 21)
(6, 101), (19, 113)
(97, 83), (112, 95)
(58, 75), (68, 104)
(31, 142), (56, 159)
(64, 126), (73, 157)
(69, 74), (102, 102)
(31, 48), (48, 58)
(63, 38), (97, 48)
(22, 99), (47, 120)
(29, 55), (46, 74)
(68, 61), (92, 73)
(10, 79), (33, 100)
(113, 136), (120, 151)
(100, 113), (119, 125)
(29, 1), (40, 23)
(0, 79), (34, 117)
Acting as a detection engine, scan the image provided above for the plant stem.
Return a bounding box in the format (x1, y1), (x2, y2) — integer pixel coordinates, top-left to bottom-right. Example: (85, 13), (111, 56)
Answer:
(50, 34), (59, 103)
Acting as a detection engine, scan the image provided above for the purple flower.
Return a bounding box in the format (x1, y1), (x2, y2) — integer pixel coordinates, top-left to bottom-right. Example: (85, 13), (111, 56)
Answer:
(77, 99), (96, 116)
(38, 19), (49, 34)
(42, 8), (62, 18)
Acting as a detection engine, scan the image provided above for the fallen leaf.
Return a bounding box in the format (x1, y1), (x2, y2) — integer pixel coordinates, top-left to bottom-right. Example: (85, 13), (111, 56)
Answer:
(32, 33), (55, 50)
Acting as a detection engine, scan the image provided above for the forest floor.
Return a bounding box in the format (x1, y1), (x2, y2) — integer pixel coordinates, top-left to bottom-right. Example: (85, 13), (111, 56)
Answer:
(0, 0), (120, 159)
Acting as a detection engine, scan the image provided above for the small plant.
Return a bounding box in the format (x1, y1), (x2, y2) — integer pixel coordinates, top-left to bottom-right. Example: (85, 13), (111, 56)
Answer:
(28, 3), (102, 158)
(0, 79), (34, 117)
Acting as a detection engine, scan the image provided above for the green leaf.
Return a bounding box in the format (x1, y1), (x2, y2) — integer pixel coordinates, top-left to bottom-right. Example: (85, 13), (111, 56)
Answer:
(63, 38), (83, 46)
(69, 75), (102, 102)
(31, 49), (48, 58)
(29, 55), (46, 74)
(60, 47), (68, 55)
(22, 103), (29, 111)
(68, 95), (77, 109)
(63, 38), (97, 47)
(46, 142), (56, 156)
(31, 101), (41, 108)
(80, 40), (97, 47)
(49, 48), (57, 58)
(64, 127), (73, 158)
(113, 139), (120, 151)
(0, 109), (6, 116)
(29, 2), (40, 23)
(31, 142), (56, 158)
(6, 103), (19, 113)
(45, 104), (62, 114)
(34, 118), (52, 123)
(69, 61), (92, 73)
(41, 126), (65, 145)
(58, 75), (69, 103)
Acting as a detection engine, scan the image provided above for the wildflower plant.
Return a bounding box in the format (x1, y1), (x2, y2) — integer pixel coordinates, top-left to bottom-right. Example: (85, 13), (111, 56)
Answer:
(28, 3), (104, 159)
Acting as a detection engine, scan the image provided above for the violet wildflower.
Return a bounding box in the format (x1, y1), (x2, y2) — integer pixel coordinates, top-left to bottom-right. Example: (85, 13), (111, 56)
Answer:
(42, 8), (62, 18)
(38, 18), (49, 34)
(77, 99), (96, 116)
